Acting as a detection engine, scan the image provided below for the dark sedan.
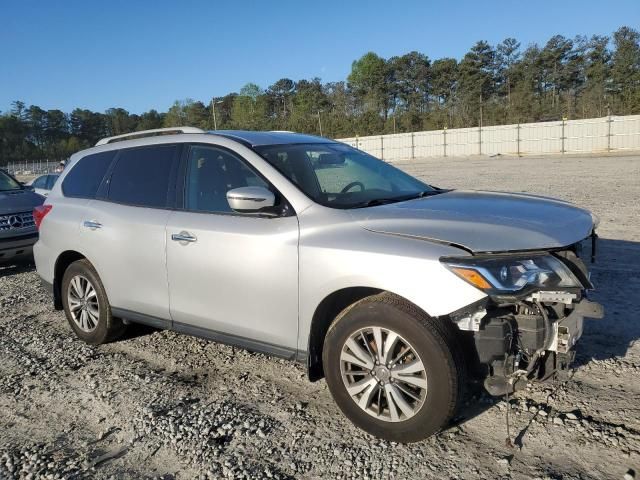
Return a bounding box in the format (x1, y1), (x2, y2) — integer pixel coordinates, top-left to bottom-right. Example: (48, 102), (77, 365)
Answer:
(0, 169), (44, 265)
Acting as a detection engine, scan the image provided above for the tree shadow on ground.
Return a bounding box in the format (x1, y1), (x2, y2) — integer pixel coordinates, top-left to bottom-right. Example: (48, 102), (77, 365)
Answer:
(572, 238), (640, 367)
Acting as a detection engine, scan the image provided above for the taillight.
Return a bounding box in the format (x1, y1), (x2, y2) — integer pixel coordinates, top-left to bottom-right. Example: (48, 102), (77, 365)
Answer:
(33, 204), (53, 230)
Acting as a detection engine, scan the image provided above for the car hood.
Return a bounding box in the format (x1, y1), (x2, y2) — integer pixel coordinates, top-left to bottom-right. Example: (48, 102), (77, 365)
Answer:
(0, 189), (44, 215)
(348, 190), (595, 253)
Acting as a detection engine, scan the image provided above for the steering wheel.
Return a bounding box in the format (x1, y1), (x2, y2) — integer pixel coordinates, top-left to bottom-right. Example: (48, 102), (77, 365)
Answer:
(340, 181), (365, 194)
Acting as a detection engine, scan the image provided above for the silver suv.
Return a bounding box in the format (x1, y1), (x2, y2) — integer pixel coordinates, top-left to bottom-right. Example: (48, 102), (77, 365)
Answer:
(34, 127), (603, 442)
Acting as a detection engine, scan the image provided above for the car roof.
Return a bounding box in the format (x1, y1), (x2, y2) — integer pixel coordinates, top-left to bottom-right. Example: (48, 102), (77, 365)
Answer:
(206, 130), (335, 147)
(94, 127), (336, 150)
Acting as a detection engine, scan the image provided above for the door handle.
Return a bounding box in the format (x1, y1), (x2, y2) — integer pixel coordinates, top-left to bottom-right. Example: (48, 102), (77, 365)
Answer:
(171, 231), (197, 243)
(83, 220), (102, 230)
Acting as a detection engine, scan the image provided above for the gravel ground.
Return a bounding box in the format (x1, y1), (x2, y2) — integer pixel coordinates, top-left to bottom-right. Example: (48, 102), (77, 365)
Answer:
(1, 153), (639, 480)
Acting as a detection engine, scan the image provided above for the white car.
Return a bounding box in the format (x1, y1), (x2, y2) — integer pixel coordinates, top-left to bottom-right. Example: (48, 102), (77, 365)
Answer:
(28, 174), (59, 197)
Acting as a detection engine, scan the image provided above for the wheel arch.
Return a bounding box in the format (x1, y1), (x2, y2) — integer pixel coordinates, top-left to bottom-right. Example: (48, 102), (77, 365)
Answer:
(52, 250), (88, 310)
(307, 287), (443, 382)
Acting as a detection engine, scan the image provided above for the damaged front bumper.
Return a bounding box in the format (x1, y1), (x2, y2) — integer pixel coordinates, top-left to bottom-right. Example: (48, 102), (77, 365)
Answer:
(453, 293), (603, 396)
(547, 294), (603, 354)
(448, 242), (604, 396)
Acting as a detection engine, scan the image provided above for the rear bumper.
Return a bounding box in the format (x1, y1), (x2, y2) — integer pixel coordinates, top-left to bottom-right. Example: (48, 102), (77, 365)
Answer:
(0, 233), (38, 265)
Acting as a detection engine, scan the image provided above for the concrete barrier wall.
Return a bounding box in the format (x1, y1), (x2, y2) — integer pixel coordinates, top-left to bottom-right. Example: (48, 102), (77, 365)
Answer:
(338, 114), (640, 161)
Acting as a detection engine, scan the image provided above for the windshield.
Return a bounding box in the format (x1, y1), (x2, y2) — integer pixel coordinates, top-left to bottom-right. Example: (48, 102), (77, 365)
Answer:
(0, 170), (22, 192)
(255, 143), (434, 208)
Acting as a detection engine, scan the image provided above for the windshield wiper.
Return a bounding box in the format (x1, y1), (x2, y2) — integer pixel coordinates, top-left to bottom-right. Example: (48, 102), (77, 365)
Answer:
(346, 189), (448, 209)
(347, 198), (403, 208)
(404, 188), (449, 200)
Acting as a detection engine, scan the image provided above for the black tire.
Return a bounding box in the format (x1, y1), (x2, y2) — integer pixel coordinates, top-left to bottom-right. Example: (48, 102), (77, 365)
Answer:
(322, 292), (465, 443)
(61, 259), (126, 344)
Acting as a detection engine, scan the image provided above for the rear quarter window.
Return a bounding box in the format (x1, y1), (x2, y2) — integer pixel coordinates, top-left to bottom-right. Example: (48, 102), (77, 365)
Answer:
(106, 144), (177, 208)
(62, 150), (117, 199)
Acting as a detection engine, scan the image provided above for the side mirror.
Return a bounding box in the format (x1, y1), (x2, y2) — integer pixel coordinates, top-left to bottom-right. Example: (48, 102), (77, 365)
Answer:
(226, 186), (276, 213)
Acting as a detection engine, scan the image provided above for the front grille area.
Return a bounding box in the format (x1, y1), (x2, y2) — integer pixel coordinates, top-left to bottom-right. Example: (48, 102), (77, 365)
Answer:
(0, 211), (36, 232)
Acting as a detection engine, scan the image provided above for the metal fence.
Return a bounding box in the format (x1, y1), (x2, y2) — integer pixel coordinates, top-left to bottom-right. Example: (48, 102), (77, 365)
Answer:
(338, 114), (640, 161)
(5, 160), (61, 176)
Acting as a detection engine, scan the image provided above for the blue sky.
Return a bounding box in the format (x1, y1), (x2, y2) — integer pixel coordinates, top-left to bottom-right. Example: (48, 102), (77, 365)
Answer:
(2, 0), (639, 114)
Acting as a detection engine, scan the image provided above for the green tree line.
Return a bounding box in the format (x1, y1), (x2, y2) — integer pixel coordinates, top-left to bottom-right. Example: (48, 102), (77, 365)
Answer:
(2, 26), (639, 165)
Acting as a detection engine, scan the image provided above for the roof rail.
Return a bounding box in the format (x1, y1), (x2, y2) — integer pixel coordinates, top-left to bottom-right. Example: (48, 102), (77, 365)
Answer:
(95, 127), (205, 146)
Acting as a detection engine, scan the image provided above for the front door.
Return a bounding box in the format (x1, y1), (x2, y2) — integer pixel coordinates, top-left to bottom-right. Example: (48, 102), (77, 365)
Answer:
(165, 144), (299, 354)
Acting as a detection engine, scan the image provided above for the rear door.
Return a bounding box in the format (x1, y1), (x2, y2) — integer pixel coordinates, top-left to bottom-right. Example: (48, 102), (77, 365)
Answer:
(165, 144), (299, 353)
(79, 144), (181, 321)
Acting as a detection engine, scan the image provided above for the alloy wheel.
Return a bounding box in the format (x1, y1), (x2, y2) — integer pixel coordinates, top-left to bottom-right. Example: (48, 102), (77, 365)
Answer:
(340, 326), (428, 422)
(67, 275), (100, 332)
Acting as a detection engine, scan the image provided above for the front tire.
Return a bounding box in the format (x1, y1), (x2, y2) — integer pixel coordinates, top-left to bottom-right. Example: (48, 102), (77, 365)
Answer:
(61, 259), (126, 344)
(322, 293), (465, 443)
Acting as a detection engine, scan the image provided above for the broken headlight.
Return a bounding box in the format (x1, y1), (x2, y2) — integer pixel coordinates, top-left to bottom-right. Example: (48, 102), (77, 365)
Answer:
(441, 255), (582, 294)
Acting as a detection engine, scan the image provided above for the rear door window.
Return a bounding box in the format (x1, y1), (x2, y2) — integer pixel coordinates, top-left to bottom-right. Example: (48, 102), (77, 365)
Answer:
(107, 145), (178, 208)
(62, 150), (117, 199)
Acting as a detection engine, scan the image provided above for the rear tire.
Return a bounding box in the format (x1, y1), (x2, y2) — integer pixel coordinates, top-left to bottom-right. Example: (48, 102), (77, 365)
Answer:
(61, 259), (126, 344)
(322, 292), (465, 443)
